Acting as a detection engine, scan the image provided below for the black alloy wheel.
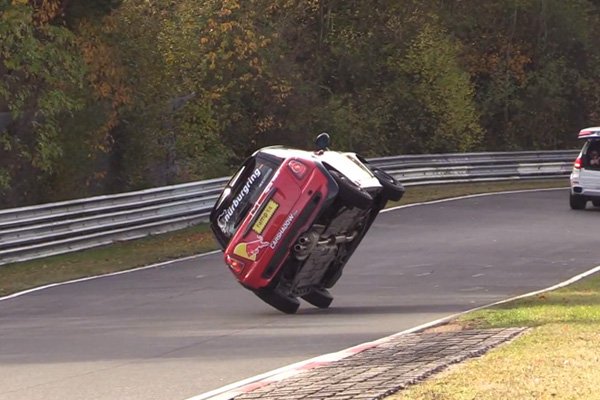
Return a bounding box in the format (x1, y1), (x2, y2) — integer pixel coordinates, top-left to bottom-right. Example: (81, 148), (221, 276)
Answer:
(329, 170), (373, 209)
(254, 288), (300, 314)
(372, 167), (405, 202)
(302, 287), (334, 309)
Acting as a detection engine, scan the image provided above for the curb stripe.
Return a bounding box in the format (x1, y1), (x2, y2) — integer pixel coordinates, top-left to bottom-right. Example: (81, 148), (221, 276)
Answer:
(189, 262), (600, 400)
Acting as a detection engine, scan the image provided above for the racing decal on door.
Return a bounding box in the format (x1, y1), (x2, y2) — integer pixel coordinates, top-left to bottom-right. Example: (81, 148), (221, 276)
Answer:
(233, 235), (270, 261)
(252, 199), (279, 234)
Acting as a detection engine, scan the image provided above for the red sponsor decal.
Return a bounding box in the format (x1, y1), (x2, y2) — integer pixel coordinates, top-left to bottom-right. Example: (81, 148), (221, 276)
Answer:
(233, 235), (270, 261)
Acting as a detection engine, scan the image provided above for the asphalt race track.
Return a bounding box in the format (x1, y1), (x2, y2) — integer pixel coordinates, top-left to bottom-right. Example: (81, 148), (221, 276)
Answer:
(1, 188), (599, 400)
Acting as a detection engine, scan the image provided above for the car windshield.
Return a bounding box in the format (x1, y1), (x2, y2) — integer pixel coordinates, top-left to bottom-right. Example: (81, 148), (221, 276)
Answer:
(214, 156), (279, 242)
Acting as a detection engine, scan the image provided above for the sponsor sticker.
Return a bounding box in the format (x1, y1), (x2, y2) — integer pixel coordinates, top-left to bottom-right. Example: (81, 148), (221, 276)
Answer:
(233, 235), (270, 261)
(252, 199), (279, 234)
(217, 168), (262, 232)
(269, 211), (298, 250)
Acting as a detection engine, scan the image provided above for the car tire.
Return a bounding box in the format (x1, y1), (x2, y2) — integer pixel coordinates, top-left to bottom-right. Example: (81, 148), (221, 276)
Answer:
(570, 194), (587, 210)
(593, 200), (600, 208)
(329, 170), (373, 209)
(254, 288), (300, 314)
(371, 168), (405, 201)
(302, 287), (333, 309)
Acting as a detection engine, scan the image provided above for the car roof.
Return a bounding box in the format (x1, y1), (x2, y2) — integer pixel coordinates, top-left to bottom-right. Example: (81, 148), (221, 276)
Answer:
(256, 146), (359, 166)
(256, 145), (382, 189)
(257, 146), (317, 160)
(578, 127), (600, 139)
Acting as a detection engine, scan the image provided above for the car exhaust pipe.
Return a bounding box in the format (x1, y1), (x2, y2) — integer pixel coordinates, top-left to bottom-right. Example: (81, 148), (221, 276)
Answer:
(294, 244), (307, 252)
(319, 233), (358, 245)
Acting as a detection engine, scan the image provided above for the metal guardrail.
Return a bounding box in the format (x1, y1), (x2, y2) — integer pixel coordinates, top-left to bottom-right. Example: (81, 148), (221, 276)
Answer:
(375, 150), (578, 186)
(0, 150), (578, 266)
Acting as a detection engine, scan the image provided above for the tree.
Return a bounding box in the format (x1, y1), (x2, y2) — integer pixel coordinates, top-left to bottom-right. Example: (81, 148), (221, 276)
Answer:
(0, 0), (86, 206)
(390, 23), (482, 153)
(440, 0), (599, 150)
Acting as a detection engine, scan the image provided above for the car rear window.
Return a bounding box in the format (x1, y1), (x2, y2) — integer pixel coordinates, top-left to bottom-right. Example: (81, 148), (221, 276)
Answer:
(214, 156), (279, 242)
(584, 140), (600, 170)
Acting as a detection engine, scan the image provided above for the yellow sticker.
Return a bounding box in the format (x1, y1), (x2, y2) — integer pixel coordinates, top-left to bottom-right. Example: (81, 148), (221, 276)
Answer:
(252, 199), (279, 234)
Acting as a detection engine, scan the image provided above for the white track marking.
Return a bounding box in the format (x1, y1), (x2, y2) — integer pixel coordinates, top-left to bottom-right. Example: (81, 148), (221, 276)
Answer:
(188, 262), (600, 400)
(381, 187), (567, 213)
(0, 251), (221, 302)
(189, 187), (597, 400)
(1, 186), (576, 399)
(0, 188), (566, 303)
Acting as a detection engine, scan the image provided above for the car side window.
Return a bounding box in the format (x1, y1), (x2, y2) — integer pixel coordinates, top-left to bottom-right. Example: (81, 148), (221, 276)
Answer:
(585, 141), (600, 169)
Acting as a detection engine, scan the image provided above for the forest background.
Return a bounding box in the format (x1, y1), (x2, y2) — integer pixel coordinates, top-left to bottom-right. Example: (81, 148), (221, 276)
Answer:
(1, 0), (599, 208)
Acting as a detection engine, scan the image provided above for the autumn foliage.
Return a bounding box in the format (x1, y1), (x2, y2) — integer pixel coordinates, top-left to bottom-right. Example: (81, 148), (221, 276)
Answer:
(1, 0), (599, 207)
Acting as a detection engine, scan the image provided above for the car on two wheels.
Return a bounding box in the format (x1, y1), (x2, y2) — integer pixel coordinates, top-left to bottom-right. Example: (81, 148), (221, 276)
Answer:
(209, 134), (404, 313)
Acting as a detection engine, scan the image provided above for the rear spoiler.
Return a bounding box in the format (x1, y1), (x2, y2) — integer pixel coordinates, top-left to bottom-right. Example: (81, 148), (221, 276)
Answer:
(578, 127), (600, 139)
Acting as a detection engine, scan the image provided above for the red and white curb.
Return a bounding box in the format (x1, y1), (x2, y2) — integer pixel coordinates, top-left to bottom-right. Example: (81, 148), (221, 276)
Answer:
(188, 260), (600, 400)
(185, 334), (399, 400)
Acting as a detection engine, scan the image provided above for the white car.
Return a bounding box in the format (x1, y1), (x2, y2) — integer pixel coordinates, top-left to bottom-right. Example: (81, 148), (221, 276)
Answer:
(570, 127), (600, 209)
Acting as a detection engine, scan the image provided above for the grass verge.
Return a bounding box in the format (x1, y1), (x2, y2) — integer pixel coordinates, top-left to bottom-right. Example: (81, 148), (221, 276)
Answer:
(0, 178), (567, 298)
(0, 225), (218, 297)
(387, 265), (600, 399)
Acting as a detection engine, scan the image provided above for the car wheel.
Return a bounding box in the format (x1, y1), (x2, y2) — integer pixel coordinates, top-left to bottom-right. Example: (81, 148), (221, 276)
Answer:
(593, 200), (600, 208)
(570, 194), (587, 210)
(329, 170), (373, 209)
(302, 287), (333, 309)
(254, 288), (300, 314)
(371, 168), (405, 201)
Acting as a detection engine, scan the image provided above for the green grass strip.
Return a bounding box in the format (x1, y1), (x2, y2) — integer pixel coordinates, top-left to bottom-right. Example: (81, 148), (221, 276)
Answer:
(388, 273), (600, 400)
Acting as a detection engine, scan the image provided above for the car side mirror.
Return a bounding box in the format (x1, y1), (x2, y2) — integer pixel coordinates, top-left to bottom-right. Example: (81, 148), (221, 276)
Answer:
(315, 132), (331, 151)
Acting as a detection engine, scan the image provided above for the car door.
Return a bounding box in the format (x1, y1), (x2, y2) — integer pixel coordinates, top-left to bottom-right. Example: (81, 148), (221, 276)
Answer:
(579, 140), (600, 191)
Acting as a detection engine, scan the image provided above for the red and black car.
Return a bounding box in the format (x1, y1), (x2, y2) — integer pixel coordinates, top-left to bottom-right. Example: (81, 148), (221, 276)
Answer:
(210, 134), (404, 313)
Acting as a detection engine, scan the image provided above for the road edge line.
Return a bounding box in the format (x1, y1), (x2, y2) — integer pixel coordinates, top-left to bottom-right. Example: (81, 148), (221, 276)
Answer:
(381, 187), (566, 213)
(188, 262), (600, 400)
(0, 251), (221, 302)
(0, 187), (566, 302)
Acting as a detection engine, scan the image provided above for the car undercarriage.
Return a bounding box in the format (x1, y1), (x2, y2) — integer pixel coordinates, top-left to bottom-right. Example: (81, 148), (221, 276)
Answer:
(275, 197), (380, 299)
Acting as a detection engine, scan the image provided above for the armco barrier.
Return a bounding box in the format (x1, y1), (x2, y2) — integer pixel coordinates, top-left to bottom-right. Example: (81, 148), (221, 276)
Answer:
(0, 150), (577, 265)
